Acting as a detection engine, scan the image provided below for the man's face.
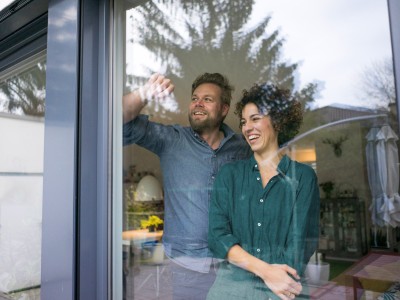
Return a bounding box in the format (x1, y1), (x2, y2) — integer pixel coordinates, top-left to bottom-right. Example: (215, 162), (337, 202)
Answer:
(188, 83), (229, 133)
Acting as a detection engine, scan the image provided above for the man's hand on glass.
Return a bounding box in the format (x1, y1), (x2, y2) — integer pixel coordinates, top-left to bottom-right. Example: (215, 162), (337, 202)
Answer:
(138, 73), (175, 105)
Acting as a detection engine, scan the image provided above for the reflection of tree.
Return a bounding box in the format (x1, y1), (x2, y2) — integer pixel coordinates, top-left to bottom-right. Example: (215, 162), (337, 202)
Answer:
(359, 57), (395, 110)
(127, 0), (318, 126)
(0, 62), (46, 117)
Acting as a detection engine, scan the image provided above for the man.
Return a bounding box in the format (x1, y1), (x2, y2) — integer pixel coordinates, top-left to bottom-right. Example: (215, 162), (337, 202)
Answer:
(123, 73), (251, 299)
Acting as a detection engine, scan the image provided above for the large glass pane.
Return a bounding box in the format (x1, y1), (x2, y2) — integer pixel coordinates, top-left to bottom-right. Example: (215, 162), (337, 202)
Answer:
(0, 52), (46, 299)
(114, 0), (398, 299)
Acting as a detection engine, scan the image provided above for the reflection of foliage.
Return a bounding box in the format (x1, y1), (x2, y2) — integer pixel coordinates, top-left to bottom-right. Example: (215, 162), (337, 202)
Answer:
(0, 62), (46, 117)
(319, 181), (335, 199)
(359, 57), (395, 110)
(126, 199), (164, 229)
(295, 82), (320, 134)
(127, 0), (317, 123)
(125, 184), (135, 200)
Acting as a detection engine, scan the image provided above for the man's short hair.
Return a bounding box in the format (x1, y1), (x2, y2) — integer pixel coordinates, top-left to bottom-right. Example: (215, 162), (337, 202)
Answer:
(191, 73), (234, 106)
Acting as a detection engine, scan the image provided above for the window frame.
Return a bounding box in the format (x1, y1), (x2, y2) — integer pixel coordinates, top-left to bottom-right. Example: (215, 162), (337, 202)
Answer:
(0, 0), (48, 72)
(41, 0), (113, 299)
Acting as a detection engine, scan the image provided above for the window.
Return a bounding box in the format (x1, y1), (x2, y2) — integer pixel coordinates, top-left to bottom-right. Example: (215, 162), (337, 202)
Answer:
(0, 51), (46, 299)
(114, 1), (398, 299)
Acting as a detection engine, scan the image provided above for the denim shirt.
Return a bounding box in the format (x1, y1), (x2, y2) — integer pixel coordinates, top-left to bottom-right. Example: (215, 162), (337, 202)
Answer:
(123, 115), (251, 272)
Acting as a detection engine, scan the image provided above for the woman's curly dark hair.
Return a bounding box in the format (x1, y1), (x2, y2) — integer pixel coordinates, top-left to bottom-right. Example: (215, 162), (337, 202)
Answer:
(235, 83), (303, 146)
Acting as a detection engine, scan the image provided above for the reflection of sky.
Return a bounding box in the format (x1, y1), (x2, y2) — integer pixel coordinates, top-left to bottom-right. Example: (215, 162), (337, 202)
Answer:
(126, 0), (392, 110)
(0, 0), (15, 11)
(250, 0), (392, 108)
(1, 0), (392, 110)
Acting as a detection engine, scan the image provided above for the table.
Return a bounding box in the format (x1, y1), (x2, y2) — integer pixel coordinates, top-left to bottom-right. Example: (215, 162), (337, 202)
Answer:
(122, 230), (164, 298)
(345, 252), (400, 300)
(122, 229), (163, 259)
(122, 229), (164, 274)
(123, 229), (163, 242)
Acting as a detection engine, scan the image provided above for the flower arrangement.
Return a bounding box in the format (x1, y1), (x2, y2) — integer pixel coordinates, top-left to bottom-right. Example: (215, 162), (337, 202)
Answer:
(140, 215), (164, 231)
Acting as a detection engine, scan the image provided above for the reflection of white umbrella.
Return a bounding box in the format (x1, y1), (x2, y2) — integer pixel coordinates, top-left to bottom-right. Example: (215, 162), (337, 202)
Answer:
(377, 125), (400, 227)
(366, 127), (384, 227)
(366, 125), (400, 246)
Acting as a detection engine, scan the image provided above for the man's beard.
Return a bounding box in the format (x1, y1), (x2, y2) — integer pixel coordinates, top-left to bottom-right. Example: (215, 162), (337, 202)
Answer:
(189, 114), (223, 133)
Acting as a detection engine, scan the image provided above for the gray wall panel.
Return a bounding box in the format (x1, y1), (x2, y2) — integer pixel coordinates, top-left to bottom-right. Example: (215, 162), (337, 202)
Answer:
(41, 0), (79, 298)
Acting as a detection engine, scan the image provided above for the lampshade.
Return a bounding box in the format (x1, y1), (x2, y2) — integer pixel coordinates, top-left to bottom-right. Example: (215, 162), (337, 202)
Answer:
(136, 175), (163, 201)
(292, 148), (316, 163)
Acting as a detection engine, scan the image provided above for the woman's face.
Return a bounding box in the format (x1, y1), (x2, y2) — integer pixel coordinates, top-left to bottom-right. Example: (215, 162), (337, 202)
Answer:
(240, 103), (279, 154)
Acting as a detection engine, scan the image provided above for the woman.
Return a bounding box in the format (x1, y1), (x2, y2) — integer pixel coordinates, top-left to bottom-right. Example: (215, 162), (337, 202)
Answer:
(207, 83), (320, 300)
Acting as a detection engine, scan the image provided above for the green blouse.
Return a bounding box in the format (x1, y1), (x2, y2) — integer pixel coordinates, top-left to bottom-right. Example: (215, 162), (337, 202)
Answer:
(207, 155), (320, 299)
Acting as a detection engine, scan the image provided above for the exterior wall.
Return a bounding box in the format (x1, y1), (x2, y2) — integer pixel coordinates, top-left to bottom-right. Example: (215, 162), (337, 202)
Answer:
(0, 114), (44, 292)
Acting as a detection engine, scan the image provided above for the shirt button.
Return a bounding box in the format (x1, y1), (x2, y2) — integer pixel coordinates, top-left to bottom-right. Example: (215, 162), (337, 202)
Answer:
(257, 248), (261, 252)
(211, 175), (215, 179)
(260, 199), (264, 203)
(257, 177), (260, 181)
(255, 164), (258, 168)
(257, 222), (261, 226)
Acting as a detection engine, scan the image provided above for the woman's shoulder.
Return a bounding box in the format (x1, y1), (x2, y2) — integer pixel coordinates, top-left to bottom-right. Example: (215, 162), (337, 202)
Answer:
(290, 158), (317, 177)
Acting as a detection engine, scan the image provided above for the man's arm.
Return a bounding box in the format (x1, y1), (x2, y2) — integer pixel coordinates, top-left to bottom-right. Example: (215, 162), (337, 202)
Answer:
(123, 73), (174, 124)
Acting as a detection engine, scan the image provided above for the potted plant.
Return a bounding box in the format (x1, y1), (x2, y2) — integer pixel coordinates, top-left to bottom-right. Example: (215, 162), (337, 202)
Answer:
(140, 215), (164, 232)
(319, 181), (335, 199)
(305, 252), (330, 286)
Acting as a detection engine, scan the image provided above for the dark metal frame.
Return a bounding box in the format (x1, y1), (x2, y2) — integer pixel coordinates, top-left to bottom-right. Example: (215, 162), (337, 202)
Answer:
(41, 0), (112, 298)
(0, 0), (47, 71)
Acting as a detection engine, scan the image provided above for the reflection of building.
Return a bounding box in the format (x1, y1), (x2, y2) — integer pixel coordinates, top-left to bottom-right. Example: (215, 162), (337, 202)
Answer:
(294, 104), (398, 259)
(310, 103), (387, 201)
(293, 103), (387, 171)
(313, 103), (386, 124)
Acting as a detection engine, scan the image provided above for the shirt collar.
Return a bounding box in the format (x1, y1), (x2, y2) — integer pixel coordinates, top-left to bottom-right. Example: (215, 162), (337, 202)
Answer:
(190, 123), (236, 142)
(251, 154), (291, 177)
(220, 123), (236, 139)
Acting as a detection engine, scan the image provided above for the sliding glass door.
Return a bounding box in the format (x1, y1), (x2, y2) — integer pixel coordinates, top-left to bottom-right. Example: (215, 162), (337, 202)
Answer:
(113, 1), (398, 299)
